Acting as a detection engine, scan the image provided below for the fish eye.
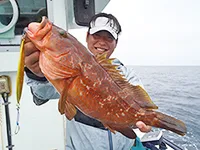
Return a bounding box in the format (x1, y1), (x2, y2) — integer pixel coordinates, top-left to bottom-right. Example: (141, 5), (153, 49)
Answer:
(59, 30), (67, 38)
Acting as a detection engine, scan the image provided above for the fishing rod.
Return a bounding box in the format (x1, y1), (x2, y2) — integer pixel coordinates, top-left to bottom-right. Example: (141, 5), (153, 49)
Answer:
(162, 137), (183, 150)
(0, 76), (14, 150)
(0, 104), (4, 150)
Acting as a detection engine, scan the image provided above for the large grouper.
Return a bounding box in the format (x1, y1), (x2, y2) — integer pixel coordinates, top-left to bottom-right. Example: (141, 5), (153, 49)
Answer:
(16, 17), (186, 139)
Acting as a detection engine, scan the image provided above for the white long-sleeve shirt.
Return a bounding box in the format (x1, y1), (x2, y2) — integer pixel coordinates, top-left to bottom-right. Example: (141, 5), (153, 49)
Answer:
(25, 59), (143, 150)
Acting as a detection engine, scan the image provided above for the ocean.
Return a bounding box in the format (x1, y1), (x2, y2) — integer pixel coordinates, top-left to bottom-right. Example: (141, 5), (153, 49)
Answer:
(131, 66), (200, 150)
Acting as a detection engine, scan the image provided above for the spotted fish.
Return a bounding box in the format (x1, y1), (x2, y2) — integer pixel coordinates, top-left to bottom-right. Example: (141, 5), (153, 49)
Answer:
(17, 17), (186, 139)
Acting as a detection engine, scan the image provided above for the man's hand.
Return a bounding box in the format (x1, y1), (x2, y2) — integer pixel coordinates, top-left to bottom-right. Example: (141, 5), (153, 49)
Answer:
(24, 37), (44, 77)
(136, 121), (152, 133)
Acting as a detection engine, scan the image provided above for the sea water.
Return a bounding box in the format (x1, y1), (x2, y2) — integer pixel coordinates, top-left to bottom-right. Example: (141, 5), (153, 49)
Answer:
(131, 66), (200, 150)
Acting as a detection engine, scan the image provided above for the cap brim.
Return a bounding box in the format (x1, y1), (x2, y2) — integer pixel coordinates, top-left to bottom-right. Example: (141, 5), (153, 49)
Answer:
(89, 26), (118, 40)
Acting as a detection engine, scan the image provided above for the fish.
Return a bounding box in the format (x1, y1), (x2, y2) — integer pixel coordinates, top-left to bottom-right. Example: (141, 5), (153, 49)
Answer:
(16, 16), (187, 139)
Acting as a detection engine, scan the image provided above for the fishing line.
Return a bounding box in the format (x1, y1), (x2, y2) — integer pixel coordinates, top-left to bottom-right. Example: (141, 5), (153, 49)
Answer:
(14, 104), (20, 134)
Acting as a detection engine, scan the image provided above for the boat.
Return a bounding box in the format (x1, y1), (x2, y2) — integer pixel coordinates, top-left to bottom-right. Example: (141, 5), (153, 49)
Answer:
(132, 129), (184, 150)
(0, 0), (185, 149)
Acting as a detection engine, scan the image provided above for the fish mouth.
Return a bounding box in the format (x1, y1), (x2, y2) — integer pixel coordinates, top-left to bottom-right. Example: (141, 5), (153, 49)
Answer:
(28, 16), (47, 33)
(26, 16), (52, 39)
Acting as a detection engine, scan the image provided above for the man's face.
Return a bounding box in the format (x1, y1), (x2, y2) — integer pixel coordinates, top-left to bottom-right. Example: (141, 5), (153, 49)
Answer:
(86, 31), (117, 58)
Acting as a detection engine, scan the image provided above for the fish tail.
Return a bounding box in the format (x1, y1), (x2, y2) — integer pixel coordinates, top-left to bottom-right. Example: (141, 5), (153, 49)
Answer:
(143, 111), (187, 136)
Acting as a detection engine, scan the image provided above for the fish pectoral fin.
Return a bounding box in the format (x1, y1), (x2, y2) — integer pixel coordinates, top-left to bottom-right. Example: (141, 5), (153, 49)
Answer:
(58, 89), (77, 120)
(64, 101), (77, 120)
(58, 79), (74, 114)
(58, 88), (68, 115)
(58, 96), (65, 115)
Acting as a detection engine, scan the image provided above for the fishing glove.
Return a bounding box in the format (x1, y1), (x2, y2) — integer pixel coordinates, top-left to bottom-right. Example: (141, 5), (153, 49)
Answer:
(131, 137), (150, 150)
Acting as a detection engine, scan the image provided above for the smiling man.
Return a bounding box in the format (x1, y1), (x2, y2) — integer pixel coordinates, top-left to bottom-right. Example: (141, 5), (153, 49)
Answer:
(86, 14), (119, 58)
(24, 13), (151, 150)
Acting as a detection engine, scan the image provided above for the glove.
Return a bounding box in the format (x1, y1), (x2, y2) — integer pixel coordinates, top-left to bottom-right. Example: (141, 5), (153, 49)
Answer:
(131, 137), (150, 150)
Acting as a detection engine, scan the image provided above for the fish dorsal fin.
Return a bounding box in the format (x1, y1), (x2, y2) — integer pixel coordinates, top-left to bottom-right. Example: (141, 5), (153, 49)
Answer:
(96, 52), (158, 110)
(123, 85), (158, 109)
(96, 52), (120, 73)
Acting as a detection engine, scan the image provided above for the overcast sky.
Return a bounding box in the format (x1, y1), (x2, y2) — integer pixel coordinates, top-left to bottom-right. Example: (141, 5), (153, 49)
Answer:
(71, 0), (200, 66)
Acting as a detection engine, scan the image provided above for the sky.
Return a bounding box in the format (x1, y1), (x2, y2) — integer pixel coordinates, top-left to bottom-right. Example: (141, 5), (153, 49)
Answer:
(70, 0), (200, 66)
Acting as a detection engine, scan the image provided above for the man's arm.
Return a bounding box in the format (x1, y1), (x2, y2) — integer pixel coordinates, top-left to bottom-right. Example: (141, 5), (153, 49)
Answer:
(24, 37), (60, 105)
(25, 67), (60, 105)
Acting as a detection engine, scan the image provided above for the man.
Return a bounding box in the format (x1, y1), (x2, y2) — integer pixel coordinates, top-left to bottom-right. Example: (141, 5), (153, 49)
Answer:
(24, 13), (151, 150)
